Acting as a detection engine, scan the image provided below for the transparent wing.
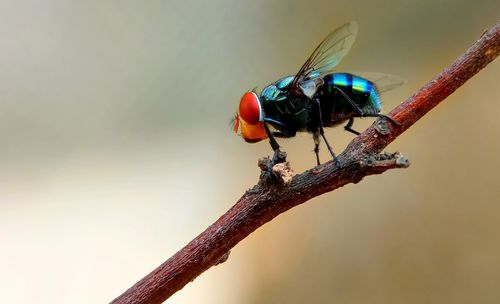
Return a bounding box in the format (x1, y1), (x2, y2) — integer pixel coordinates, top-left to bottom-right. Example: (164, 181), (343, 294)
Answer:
(352, 72), (407, 93)
(290, 21), (358, 94)
(307, 21), (358, 75)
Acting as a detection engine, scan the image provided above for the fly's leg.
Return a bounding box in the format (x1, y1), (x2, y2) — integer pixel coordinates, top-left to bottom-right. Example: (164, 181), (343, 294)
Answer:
(263, 122), (286, 164)
(333, 87), (400, 128)
(264, 118), (296, 138)
(344, 118), (361, 135)
(264, 117), (288, 129)
(313, 132), (321, 166)
(314, 98), (339, 165)
(333, 86), (401, 132)
(332, 87), (363, 115)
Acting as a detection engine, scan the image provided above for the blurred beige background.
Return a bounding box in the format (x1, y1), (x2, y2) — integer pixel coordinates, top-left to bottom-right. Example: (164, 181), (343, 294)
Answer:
(0, 0), (499, 303)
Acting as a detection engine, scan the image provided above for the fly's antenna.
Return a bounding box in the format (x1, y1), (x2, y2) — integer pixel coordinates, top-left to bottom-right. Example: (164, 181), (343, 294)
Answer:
(230, 112), (240, 133)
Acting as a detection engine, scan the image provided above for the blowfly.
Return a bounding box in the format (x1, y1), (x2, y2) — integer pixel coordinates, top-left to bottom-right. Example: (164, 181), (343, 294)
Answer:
(232, 21), (405, 165)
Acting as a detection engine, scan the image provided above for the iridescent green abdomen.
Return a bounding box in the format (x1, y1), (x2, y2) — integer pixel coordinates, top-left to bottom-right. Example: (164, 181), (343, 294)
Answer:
(316, 72), (381, 126)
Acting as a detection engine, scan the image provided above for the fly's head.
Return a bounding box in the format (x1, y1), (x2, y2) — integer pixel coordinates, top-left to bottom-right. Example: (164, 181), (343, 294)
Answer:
(233, 91), (268, 143)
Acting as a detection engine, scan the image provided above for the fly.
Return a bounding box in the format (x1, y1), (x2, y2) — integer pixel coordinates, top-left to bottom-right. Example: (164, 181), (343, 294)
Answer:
(232, 21), (405, 165)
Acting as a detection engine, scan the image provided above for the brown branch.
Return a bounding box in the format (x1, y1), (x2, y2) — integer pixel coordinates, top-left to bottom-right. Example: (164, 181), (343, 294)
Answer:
(111, 21), (500, 304)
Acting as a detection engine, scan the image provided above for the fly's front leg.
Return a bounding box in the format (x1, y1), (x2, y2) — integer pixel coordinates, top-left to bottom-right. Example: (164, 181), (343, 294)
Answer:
(314, 98), (339, 165)
(263, 122), (286, 164)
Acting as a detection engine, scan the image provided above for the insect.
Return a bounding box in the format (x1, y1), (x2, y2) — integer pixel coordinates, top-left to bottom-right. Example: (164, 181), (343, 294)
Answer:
(232, 21), (405, 165)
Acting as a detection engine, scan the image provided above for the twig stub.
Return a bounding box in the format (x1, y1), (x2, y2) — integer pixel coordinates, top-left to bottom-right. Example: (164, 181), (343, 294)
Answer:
(258, 157), (295, 187)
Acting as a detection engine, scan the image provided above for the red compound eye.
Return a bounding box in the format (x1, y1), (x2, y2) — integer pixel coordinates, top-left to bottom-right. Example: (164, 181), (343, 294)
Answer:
(239, 91), (261, 125)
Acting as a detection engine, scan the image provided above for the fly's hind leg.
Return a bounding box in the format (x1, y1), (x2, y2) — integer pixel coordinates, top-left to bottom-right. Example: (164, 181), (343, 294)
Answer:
(344, 118), (361, 135)
(333, 87), (363, 115)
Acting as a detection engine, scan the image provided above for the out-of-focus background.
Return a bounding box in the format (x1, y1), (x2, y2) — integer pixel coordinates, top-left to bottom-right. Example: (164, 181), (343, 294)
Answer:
(0, 0), (499, 303)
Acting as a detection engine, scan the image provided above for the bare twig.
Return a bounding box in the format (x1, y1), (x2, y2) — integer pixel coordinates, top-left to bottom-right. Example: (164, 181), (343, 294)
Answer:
(111, 21), (500, 304)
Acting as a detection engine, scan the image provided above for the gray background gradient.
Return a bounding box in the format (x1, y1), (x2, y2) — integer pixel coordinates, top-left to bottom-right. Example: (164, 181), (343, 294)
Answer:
(0, 0), (499, 303)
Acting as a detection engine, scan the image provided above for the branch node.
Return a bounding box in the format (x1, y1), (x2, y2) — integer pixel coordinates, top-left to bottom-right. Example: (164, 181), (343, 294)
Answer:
(365, 152), (411, 169)
(395, 153), (411, 167)
(214, 250), (231, 266)
(375, 118), (391, 135)
(258, 157), (295, 187)
(272, 162), (295, 185)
